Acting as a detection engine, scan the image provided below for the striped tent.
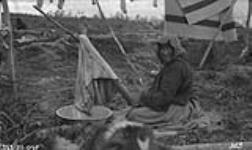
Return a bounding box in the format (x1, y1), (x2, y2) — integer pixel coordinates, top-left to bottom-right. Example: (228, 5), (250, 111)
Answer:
(164, 0), (237, 41)
(177, 0), (232, 24)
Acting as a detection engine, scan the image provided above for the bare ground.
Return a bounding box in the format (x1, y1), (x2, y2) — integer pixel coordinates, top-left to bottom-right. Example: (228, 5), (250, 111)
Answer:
(0, 14), (251, 148)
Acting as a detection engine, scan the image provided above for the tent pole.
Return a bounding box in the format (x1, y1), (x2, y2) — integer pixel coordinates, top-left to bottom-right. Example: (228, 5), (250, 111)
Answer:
(95, 0), (143, 86)
(33, 6), (135, 105)
(2, 0), (17, 100)
(247, 0), (252, 56)
(198, 41), (215, 69)
(239, 0), (251, 59)
(198, 0), (237, 69)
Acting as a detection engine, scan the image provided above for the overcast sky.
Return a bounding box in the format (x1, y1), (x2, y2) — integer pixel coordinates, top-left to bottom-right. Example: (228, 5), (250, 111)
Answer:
(8, 0), (249, 25)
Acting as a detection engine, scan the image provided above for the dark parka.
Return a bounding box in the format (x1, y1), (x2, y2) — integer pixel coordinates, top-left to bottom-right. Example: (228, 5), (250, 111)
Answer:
(140, 58), (193, 112)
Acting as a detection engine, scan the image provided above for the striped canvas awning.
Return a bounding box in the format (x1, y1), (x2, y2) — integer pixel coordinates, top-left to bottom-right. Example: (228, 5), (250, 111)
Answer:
(177, 0), (232, 24)
(164, 0), (237, 41)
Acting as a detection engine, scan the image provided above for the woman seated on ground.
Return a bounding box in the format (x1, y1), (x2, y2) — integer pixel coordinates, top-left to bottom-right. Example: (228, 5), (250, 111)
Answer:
(127, 36), (209, 128)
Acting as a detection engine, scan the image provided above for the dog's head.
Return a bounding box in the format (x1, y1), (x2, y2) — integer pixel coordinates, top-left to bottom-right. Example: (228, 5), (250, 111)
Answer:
(87, 121), (154, 150)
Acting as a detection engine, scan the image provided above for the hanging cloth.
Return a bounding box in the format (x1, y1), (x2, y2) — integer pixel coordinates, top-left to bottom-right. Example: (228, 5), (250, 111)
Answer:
(36, 0), (44, 9)
(58, 0), (65, 9)
(153, 0), (158, 8)
(75, 34), (119, 113)
(121, 0), (127, 14)
(92, 0), (97, 5)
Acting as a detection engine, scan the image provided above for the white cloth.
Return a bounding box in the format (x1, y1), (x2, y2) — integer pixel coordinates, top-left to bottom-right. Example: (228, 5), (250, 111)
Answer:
(78, 35), (118, 86)
(75, 35), (119, 113)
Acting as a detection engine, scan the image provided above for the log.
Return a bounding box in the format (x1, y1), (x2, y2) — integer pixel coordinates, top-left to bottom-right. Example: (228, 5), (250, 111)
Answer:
(13, 29), (43, 36)
(169, 142), (252, 150)
(2, 0), (17, 100)
(153, 141), (252, 150)
(15, 36), (59, 45)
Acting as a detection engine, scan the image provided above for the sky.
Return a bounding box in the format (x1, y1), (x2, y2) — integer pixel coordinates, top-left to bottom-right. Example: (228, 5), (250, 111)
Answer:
(8, 0), (250, 25)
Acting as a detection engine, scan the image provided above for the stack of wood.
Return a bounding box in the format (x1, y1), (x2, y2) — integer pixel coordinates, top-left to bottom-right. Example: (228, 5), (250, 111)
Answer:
(11, 29), (78, 64)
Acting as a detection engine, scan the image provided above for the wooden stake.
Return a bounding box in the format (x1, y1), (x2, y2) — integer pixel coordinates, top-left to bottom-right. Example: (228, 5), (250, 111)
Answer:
(247, 0), (252, 54)
(198, 0), (237, 69)
(2, 0), (17, 100)
(95, 0), (143, 86)
(198, 40), (215, 69)
(113, 80), (134, 105)
(33, 5), (135, 106)
(240, 0), (252, 58)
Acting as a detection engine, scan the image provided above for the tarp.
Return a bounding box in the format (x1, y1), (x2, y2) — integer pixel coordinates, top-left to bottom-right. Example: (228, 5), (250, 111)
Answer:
(164, 0), (237, 41)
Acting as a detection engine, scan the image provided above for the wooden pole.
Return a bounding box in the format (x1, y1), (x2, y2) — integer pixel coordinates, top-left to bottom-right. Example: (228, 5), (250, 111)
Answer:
(245, 0), (251, 54)
(95, 0), (143, 86)
(198, 0), (237, 69)
(2, 0), (17, 100)
(240, 0), (252, 58)
(198, 40), (215, 69)
(248, 0), (252, 55)
(33, 6), (135, 105)
(113, 80), (134, 105)
(33, 5), (79, 42)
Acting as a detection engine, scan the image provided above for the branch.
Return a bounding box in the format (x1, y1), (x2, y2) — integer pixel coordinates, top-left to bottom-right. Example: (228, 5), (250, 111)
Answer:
(33, 5), (79, 42)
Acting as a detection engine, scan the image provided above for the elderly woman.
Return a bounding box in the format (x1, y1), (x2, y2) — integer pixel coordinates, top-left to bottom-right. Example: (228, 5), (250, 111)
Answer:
(127, 36), (209, 128)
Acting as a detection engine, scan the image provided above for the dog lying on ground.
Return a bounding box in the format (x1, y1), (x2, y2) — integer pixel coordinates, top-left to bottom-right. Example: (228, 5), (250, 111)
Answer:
(85, 120), (169, 150)
(37, 120), (170, 150)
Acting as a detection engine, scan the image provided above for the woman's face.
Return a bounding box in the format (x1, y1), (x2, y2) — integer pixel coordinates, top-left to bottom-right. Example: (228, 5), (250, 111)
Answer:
(159, 45), (173, 64)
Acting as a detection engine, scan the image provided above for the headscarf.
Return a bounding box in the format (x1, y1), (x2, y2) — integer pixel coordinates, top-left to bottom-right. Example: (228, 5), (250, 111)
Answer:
(156, 36), (186, 58)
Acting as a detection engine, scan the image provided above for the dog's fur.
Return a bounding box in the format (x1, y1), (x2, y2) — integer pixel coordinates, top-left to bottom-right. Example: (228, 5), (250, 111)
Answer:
(85, 121), (155, 150)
